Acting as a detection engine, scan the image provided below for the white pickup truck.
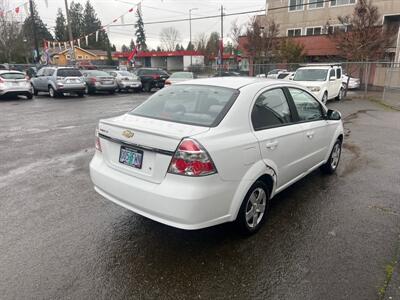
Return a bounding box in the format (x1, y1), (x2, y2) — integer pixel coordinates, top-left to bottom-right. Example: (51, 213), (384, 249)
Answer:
(292, 65), (345, 104)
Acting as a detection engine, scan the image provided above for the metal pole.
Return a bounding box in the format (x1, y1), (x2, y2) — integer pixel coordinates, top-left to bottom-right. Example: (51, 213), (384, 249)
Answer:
(189, 8), (198, 69)
(64, 0), (75, 62)
(220, 5), (224, 72)
(29, 0), (39, 63)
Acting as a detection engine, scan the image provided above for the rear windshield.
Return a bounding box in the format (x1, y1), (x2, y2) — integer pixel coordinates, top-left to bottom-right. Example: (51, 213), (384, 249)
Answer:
(57, 68), (82, 77)
(294, 69), (328, 81)
(0, 73), (25, 79)
(170, 72), (193, 79)
(85, 70), (109, 76)
(130, 85), (239, 127)
(118, 71), (132, 76)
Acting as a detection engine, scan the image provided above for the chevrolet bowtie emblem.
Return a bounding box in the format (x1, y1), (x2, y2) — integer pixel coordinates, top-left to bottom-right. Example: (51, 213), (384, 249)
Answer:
(122, 129), (134, 139)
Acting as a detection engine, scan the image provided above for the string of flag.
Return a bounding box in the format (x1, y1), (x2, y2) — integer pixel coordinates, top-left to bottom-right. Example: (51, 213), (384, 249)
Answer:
(44, 2), (141, 51)
(0, 0), (49, 17)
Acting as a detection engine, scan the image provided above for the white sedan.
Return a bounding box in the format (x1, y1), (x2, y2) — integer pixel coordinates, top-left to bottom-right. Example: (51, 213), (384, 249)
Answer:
(90, 77), (344, 234)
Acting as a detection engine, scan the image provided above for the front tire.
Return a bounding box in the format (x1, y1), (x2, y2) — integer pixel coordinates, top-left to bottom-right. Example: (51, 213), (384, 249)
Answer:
(336, 88), (344, 101)
(322, 92), (328, 104)
(236, 181), (270, 235)
(320, 139), (342, 174)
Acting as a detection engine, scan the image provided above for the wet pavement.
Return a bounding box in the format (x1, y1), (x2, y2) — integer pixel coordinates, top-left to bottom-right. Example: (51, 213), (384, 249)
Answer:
(0, 92), (399, 299)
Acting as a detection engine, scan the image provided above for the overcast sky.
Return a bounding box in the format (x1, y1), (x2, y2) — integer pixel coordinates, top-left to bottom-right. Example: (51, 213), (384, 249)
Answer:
(26, 0), (265, 50)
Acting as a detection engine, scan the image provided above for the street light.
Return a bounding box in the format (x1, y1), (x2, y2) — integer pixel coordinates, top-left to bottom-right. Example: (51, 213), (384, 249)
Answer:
(189, 8), (198, 68)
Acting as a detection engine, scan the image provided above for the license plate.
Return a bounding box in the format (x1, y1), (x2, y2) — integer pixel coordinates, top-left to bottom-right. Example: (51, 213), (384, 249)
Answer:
(102, 81), (113, 85)
(66, 79), (78, 83)
(119, 146), (143, 169)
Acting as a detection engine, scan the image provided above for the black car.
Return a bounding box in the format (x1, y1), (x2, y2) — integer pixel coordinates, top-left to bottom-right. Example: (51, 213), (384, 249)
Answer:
(133, 68), (169, 92)
(213, 71), (241, 77)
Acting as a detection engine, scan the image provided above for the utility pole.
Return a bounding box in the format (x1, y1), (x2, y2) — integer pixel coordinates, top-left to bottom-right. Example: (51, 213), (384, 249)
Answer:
(64, 0), (75, 62)
(220, 5), (224, 75)
(189, 8), (198, 68)
(29, 0), (39, 63)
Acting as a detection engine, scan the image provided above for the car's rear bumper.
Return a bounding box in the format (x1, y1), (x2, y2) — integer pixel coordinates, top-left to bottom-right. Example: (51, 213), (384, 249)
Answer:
(119, 82), (142, 89)
(56, 83), (86, 92)
(0, 88), (32, 97)
(90, 152), (235, 230)
(94, 84), (117, 91)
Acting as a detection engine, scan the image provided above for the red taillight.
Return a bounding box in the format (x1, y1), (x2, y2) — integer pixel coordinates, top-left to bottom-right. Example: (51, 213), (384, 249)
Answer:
(95, 129), (102, 152)
(168, 139), (216, 176)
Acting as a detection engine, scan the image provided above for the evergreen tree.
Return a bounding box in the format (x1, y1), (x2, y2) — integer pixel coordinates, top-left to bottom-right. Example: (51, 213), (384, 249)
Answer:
(175, 43), (181, 51)
(121, 44), (129, 52)
(54, 8), (67, 41)
(22, 0), (53, 49)
(156, 46), (162, 52)
(69, 1), (84, 39)
(186, 41), (194, 51)
(111, 44), (116, 51)
(82, 0), (110, 51)
(135, 7), (147, 50)
(129, 39), (135, 50)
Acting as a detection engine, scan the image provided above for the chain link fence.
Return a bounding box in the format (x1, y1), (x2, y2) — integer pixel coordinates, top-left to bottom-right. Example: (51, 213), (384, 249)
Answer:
(382, 64), (400, 109)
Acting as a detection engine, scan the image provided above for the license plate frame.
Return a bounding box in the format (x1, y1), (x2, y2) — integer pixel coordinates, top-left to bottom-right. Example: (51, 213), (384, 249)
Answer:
(119, 146), (143, 169)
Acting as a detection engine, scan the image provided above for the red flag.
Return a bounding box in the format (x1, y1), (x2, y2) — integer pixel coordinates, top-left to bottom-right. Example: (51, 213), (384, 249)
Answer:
(15, 7), (20, 14)
(127, 47), (137, 61)
(128, 8), (134, 12)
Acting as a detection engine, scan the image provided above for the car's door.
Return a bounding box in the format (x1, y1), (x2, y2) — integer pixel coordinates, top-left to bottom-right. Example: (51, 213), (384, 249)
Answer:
(251, 88), (308, 189)
(287, 87), (332, 170)
(327, 68), (337, 99)
(34, 68), (45, 90)
(45, 68), (55, 90)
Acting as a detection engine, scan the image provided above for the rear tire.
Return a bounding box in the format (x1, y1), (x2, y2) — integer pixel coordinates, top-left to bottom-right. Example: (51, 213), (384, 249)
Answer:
(236, 181), (270, 235)
(26, 93), (33, 100)
(320, 139), (342, 174)
(322, 92), (328, 104)
(48, 86), (57, 98)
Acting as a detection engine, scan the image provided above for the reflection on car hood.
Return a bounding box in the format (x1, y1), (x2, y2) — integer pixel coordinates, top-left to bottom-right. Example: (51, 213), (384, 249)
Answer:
(293, 80), (326, 87)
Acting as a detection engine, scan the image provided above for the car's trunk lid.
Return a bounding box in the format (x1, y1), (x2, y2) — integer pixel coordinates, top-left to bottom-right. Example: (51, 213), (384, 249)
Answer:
(98, 114), (209, 183)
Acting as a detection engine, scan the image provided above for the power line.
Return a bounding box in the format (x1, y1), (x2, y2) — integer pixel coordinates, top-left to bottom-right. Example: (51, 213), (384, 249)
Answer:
(108, 0), (333, 27)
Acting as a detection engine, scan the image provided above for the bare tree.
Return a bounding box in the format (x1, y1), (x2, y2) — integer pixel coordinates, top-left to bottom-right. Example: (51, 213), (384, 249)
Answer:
(332, 0), (396, 95)
(229, 19), (243, 48)
(245, 17), (279, 64)
(194, 33), (207, 52)
(160, 27), (181, 51)
(0, 12), (25, 63)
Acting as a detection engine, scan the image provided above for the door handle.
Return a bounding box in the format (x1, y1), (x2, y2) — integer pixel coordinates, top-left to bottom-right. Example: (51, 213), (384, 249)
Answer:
(266, 141), (279, 150)
(306, 131), (315, 139)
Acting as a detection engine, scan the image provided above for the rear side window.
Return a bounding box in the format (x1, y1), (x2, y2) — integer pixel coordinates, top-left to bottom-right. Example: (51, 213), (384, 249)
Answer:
(130, 85), (238, 127)
(329, 69), (335, 79)
(252, 88), (292, 130)
(44, 69), (55, 76)
(336, 68), (342, 79)
(0, 73), (25, 79)
(56, 69), (82, 77)
(288, 88), (323, 121)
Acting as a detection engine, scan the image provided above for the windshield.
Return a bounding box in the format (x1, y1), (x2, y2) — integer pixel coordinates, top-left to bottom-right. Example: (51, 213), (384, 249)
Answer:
(57, 68), (82, 77)
(294, 69), (328, 82)
(0, 73), (25, 79)
(118, 71), (132, 76)
(130, 85), (238, 127)
(170, 72), (193, 79)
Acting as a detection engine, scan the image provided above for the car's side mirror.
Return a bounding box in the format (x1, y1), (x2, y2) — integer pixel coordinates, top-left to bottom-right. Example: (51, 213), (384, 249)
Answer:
(330, 76), (336, 81)
(326, 109), (341, 120)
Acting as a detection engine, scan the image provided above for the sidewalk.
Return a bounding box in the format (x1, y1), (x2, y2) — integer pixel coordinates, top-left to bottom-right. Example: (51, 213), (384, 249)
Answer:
(346, 90), (400, 111)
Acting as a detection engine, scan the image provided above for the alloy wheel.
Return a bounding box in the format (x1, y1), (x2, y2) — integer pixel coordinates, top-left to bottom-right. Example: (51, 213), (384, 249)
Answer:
(330, 143), (341, 170)
(245, 188), (267, 228)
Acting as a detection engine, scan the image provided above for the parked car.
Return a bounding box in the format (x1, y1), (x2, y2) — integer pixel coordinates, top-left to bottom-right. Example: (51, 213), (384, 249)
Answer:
(267, 69), (287, 79)
(276, 71), (295, 80)
(342, 74), (360, 90)
(31, 67), (85, 98)
(108, 70), (142, 92)
(0, 70), (33, 99)
(81, 70), (117, 94)
(292, 65), (344, 103)
(165, 72), (195, 86)
(90, 77), (344, 235)
(133, 68), (169, 92)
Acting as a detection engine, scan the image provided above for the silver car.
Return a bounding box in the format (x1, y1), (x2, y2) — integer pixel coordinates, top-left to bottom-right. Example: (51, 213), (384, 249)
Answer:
(81, 70), (117, 94)
(0, 70), (33, 99)
(31, 67), (86, 98)
(164, 72), (195, 86)
(108, 70), (142, 92)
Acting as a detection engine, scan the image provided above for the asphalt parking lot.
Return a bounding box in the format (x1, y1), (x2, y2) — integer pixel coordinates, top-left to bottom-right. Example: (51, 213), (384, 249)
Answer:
(1, 92), (399, 299)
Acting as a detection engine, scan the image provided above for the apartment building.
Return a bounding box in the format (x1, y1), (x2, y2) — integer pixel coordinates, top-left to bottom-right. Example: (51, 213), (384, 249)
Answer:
(255, 0), (400, 61)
